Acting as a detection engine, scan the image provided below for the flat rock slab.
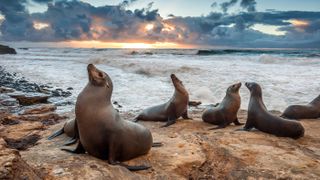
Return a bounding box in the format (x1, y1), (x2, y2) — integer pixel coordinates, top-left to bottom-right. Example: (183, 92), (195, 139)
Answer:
(19, 104), (57, 115)
(16, 110), (320, 179)
(8, 92), (50, 105)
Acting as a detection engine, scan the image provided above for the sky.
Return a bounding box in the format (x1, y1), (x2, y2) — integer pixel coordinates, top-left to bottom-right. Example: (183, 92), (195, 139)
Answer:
(0, 0), (320, 48)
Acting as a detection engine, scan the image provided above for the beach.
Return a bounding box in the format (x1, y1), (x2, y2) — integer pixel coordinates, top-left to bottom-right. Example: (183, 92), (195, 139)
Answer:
(1, 47), (320, 179)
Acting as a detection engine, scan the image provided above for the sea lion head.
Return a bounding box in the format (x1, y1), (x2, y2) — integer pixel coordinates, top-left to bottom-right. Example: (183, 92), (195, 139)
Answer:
(171, 74), (187, 94)
(245, 82), (262, 97)
(227, 82), (241, 94)
(87, 64), (112, 89)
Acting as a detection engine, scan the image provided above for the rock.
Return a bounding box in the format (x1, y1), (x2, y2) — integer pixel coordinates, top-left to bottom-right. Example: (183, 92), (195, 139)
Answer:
(19, 104), (57, 115)
(0, 44), (16, 55)
(0, 138), (42, 179)
(188, 101), (202, 107)
(0, 94), (19, 107)
(0, 86), (15, 93)
(5, 112), (64, 122)
(8, 92), (50, 105)
(4, 134), (41, 151)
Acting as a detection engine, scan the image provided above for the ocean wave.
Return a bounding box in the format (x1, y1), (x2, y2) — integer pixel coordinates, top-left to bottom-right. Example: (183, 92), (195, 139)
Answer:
(196, 49), (320, 57)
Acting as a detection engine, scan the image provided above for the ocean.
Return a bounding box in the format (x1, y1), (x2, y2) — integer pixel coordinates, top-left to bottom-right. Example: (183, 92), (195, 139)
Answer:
(0, 47), (319, 113)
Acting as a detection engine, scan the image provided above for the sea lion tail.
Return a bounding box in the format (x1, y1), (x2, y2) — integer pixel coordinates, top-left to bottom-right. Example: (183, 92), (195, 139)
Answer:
(152, 142), (163, 147)
(47, 128), (64, 140)
(119, 163), (151, 171)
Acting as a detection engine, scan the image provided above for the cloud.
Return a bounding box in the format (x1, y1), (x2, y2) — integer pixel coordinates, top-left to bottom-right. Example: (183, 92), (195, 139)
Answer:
(0, 0), (319, 48)
(220, 0), (238, 13)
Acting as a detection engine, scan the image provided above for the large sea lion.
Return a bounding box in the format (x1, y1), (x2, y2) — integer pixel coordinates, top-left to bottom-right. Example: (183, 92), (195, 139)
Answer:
(202, 82), (242, 129)
(48, 119), (78, 146)
(281, 95), (320, 119)
(64, 64), (153, 171)
(242, 82), (304, 139)
(134, 74), (190, 127)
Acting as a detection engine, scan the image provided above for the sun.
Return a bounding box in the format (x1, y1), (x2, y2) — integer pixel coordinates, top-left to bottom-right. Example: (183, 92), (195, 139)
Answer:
(145, 24), (154, 31)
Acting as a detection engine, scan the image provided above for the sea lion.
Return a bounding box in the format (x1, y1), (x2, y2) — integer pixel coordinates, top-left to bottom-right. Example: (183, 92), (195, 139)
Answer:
(202, 82), (242, 129)
(242, 82), (304, 139)
(63, 64), (153, 171)
(48, 119), (78, 146)
(134, 74), (190, 127)
(281, 95), (320, 119)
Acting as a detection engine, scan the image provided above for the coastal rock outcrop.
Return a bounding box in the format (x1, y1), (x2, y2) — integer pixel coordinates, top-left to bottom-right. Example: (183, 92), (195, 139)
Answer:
(0, 45), (16, 55)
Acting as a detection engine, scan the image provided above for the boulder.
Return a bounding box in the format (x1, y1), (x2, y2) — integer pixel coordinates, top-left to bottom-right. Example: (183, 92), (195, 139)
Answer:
(0, 138), (42, 179)
(8, 92), (50, 105)
(0, 45), (16, 55)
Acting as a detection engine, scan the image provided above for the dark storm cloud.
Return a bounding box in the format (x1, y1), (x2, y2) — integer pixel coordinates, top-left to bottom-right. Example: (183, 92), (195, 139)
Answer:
(240, 0), (256, 12)
(220, 0), (237, 13)
(0, 0), (319, 48)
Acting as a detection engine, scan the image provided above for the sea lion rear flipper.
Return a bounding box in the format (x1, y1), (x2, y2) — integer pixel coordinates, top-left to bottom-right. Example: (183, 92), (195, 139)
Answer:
(61, 141), (85, 154)
(47, 127), (64, 140)
(233, 118), (243, 125)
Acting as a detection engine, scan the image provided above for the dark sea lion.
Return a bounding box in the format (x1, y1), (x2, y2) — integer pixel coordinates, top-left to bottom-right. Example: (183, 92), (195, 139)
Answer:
(63, 64), (153, 171)
(242, 82), (304, 139)
(281, 95), (320, 119)
(48, 119), (78, 146)
(202, 82), (242, 129)
(134, 74), (190, 127)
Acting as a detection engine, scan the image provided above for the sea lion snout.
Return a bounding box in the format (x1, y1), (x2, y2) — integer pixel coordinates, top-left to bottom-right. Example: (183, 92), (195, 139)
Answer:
(234, 82), (242, 90)
(170, 74), (177, 80)
(87, 63), (96, 71)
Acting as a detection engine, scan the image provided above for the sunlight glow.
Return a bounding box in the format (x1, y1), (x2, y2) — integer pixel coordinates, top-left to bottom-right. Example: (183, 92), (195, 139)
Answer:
(61, 40), (193, 49)
(162, 23), (175, 32)
(145, 24), (154, 31)
(122, 43), (152, 49)
(33, 21), (49, 30)
(288, 19), (309, 27)
(251, 24), (286, 36)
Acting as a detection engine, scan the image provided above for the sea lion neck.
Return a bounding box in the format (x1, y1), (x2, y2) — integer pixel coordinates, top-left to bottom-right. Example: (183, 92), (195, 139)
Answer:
(85, 83), (113, 104)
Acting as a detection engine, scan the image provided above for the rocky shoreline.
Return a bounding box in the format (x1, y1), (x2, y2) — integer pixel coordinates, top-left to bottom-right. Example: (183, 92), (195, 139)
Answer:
(1, 67), (320, 179)
(0, 66), (72, 179)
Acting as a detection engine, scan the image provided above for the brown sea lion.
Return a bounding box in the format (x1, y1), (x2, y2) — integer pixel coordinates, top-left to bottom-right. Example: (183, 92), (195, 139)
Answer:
(281, 95), (320, 120)
(242, 82), (304, 139)
(202, 82), (242, 129)
(48, 119), (78, 146)
(63, 64), (153, 171)
(134, 74), (190, 127)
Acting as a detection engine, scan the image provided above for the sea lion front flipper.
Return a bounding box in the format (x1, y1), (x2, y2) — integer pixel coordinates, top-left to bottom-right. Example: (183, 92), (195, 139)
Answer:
(63, 118), (80, 146)
(161, 118), (176, 127)
(63, 137), (78, 146)
(208, 123), (227, 130)
(47, 127), (64, 140)
(233, 118), (243, 125)
(182, 110), (192, 120)
(61, 141), (85, 154)
(161, 102), (177, 127)
(152, 142), (163, 147)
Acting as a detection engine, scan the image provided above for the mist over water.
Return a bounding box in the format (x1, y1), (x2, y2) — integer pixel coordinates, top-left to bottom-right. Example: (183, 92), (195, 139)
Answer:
(0, 48), (319, 113)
